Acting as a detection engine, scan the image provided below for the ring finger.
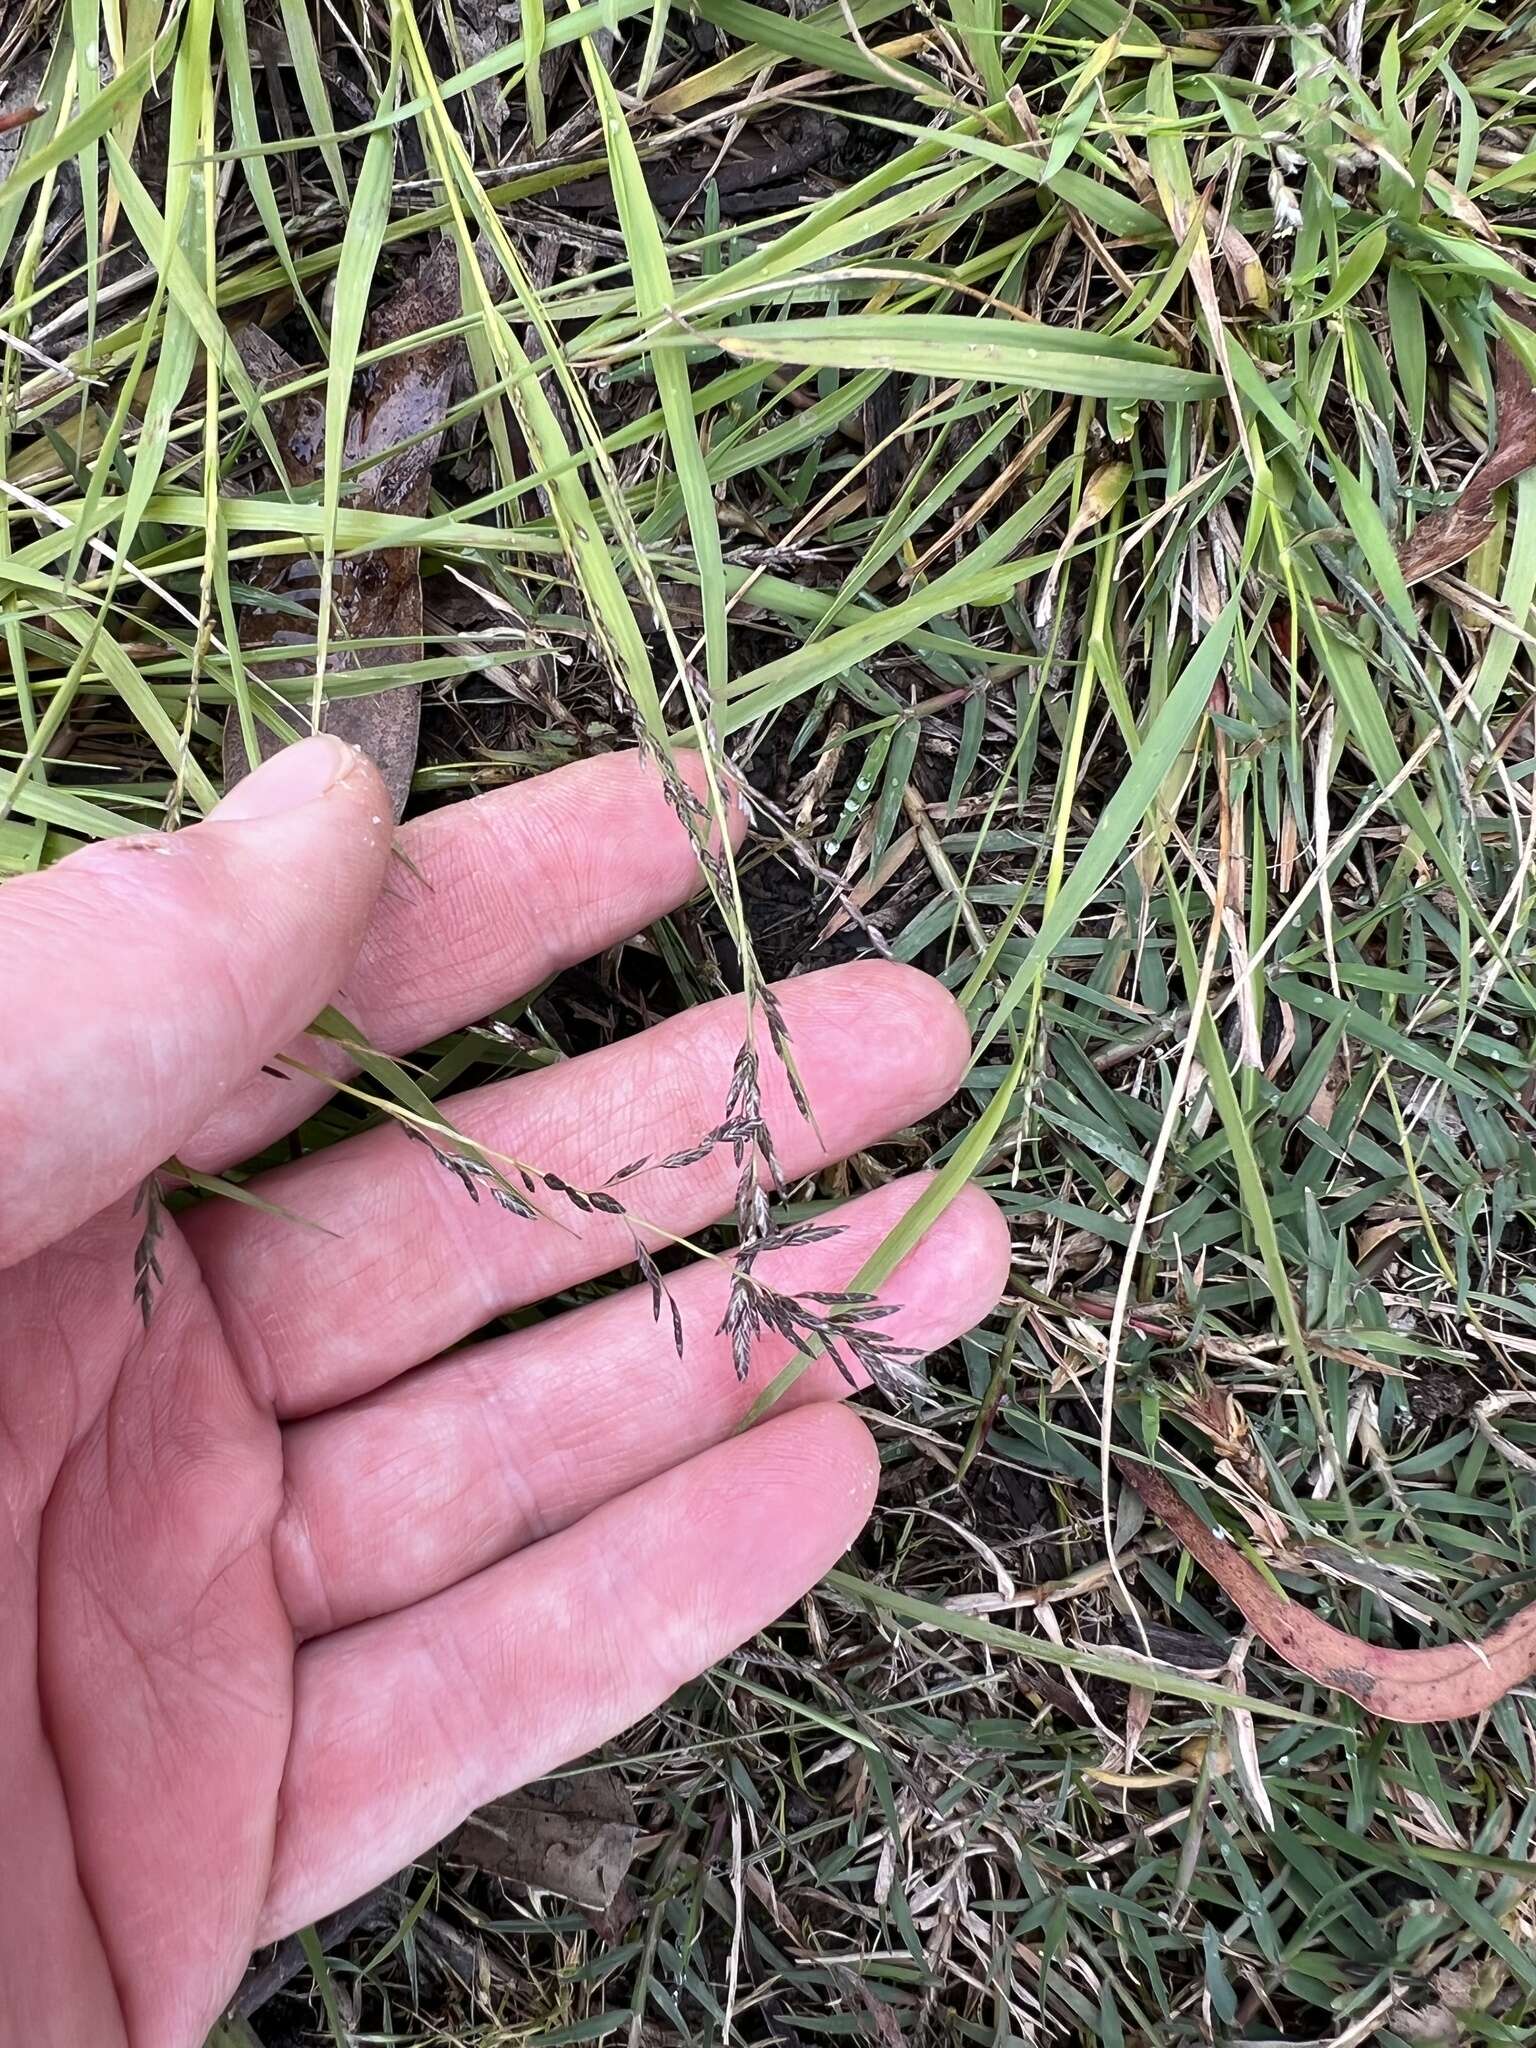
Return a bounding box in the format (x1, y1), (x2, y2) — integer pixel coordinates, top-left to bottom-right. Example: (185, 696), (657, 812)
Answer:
(274, 1175), (1010, 1636)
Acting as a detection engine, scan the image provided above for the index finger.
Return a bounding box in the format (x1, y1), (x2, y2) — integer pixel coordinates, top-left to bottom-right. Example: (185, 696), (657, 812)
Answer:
(178, 748), (743, 1171)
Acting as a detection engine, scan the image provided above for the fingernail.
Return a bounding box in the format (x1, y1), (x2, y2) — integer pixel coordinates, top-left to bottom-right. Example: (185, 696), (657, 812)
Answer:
(212, 736), (357, 823)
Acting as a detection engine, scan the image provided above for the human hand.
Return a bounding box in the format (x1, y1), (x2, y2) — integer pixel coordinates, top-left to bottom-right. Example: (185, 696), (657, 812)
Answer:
(0, 738), (1009, 2046)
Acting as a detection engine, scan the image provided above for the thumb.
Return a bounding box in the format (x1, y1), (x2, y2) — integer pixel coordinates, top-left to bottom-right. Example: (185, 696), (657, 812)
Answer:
(0, 737), (393, 1270)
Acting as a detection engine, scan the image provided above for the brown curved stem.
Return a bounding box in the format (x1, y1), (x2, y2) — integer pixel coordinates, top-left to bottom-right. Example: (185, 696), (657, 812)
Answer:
(1124, 1462), (1536, 1724)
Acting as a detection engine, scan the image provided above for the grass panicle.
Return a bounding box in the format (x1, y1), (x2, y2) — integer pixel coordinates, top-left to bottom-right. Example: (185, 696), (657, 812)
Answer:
(6, 1), (1536, 2041)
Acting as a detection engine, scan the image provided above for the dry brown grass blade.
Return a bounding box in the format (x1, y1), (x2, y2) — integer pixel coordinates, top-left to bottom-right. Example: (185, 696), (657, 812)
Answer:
(1125, 1462), (1536, 1725)
(1397, 337), (1536, 586)
(223, 241), (466, 816)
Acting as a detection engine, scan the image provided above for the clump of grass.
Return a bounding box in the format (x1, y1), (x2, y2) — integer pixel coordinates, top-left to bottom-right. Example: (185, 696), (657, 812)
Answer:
(7, 2), (1536, 2044)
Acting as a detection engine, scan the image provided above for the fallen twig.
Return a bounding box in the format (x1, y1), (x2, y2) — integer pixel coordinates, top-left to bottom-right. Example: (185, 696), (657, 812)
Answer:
(1123, 1460), (1536, 1724)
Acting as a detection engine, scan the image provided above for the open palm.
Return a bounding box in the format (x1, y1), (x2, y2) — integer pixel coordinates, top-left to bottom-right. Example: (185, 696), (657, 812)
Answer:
(0, 738), (1008, 2047)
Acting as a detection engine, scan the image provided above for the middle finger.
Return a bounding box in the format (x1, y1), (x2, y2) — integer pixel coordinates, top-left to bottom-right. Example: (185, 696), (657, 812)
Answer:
(189, 960), (970, 1418)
